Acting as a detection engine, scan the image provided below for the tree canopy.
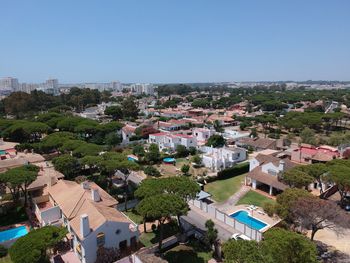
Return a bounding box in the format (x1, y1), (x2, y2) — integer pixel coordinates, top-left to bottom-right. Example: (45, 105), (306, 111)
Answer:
(206, 135), (226, 148)
(0, 164), (39, 206)
(9, 226), (67, 263)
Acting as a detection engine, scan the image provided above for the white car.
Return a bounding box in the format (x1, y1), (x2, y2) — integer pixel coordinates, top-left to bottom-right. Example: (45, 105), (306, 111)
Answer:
(231, 233), (251, 241)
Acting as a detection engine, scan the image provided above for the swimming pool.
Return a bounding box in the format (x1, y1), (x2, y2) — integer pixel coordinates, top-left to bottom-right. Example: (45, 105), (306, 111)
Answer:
(0, 226), (28, 243)
(229, 210), (267, 231)
(163, 157), (175, 163)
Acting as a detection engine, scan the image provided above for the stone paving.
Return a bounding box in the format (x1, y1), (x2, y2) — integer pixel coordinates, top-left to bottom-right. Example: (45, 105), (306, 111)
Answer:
(213, 185), (250, 213)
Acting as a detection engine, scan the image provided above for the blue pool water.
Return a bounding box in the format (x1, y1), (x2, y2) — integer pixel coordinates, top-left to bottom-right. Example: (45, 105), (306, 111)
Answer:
(0, 226), (28, 243)
(128, 156), (136, 162)
(229, 210), (267, 230)
(163, 157), (175, 163)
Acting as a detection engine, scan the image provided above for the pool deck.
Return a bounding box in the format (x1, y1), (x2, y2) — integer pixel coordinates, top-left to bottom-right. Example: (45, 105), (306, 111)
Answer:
(0, 221), (30, 233)
(224, 205), (281, 232)
(0, 222), (30, 248)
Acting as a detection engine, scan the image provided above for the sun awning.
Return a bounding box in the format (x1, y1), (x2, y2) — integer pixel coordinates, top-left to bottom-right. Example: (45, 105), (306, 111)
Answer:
(196, 190), (211, 200)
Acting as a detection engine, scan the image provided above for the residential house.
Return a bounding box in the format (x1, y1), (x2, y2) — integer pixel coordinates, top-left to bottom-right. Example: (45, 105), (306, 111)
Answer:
(156, 121), (182, 132)
(200, 146), (247, 171)
(236, 137), (277, 151)
(192, 128), (216, 146)
(290, 144), (340, 164)
(222, 128), (250, 142)
(160, 109), (185, 118)
(245, 154), (298, 196)
(207, 114), (236, 126)
(121, 124), (137, 143)
(148, 133), (197, 151)
(33, 180), (139, 263)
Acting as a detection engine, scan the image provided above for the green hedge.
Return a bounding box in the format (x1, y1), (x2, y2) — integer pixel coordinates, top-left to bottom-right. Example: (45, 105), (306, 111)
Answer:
(198, 162), (249, 184)
(217, 162), (249, 180)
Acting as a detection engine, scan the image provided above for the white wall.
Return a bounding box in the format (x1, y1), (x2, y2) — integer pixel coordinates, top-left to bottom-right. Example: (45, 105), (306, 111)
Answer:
(261, 162), (280, 174)
(41, 206), (61, 226)
(249, 158), (260, 171)
(79, 221), (139, 263)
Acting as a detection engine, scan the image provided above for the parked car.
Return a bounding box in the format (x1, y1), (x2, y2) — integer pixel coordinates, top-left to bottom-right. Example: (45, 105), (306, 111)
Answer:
(231, 233), (251, 241)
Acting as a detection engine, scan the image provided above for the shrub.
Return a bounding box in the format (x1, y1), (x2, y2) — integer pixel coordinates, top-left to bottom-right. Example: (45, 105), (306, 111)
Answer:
(263, 203), (276, 217)
(143, 166), (161, 177)
(181, 164), (190, 176)
(216, 162), (249, 180)
(0, 245), (8, 258)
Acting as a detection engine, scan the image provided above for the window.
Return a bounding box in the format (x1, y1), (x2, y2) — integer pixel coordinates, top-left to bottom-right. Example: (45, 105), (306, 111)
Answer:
(267, 169), (277, 176)
(96, 232), (105, 247)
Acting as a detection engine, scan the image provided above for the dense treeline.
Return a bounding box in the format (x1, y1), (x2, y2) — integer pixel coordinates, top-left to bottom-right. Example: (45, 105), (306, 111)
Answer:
(157, 84), (350, 110)
(0, 88), (112, 118)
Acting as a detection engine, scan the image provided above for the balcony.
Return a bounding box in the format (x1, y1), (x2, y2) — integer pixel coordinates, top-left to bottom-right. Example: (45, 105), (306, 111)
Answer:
(33, 196), (62, 226)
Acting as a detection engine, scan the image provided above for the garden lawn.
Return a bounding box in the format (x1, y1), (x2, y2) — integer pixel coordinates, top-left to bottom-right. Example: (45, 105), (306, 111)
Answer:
(124, 210), (143, 224)
(139, 222), (179, 248)
(236, 190), (275, 207)
(204, 174), (246, 202)
(164, 239), (212, 263)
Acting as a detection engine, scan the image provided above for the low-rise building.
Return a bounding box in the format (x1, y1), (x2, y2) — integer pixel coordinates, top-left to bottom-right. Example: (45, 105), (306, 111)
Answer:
(222, 128), (250, 142)
(245, 154), (297, 196)
(200, 146), (247, 171)
(192, 128), (215, 146)
(121, 124), (137, 143)
(290, 144), (340, 164)
(33, 180), (139, 263)
(236, 137), (277, 151)
(148, 133), (197, 151)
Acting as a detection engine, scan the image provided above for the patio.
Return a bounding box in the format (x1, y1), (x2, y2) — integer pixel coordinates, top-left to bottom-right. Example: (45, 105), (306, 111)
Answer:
(52, 250), (80, 263)
(220, 204), (280, 232)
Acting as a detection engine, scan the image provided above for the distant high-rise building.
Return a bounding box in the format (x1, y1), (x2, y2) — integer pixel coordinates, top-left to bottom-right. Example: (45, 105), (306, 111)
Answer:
(129, 83), (156, 95)
(44, 78), (59, 95)
(111, 81), (122, 91)
(0, 77), (19, 92)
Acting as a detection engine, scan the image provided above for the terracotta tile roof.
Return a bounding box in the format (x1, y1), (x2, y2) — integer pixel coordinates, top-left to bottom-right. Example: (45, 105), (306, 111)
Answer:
(122, 125), (137, 133)
(248, 167), (289, 191)
(48, 180), (117, 219)
(255, 154), (297, 170)
(49, 180), (133, 240)
(238, 137), (276, 149)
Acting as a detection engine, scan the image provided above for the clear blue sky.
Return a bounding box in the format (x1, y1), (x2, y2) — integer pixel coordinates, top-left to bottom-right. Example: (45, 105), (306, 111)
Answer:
(1, 0), (349, 83)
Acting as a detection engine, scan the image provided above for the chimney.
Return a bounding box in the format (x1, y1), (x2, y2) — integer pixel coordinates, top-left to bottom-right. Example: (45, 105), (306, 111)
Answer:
(81, 181), (90, 190)
(279, 160), (285, 171)
(80, 214), (90, 238)
(91, 188), (100, 202)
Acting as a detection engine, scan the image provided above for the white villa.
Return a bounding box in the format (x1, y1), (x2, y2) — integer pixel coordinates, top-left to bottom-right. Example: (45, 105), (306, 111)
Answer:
(222, 128), (250, 141)
(121, 124), (137, 144)
(33, 180), (139, 263)
(245, 154), (297, 196)
(200, 146), (247, 171)
(192, 128), (215, 146)
(148, 132), (197, 151)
